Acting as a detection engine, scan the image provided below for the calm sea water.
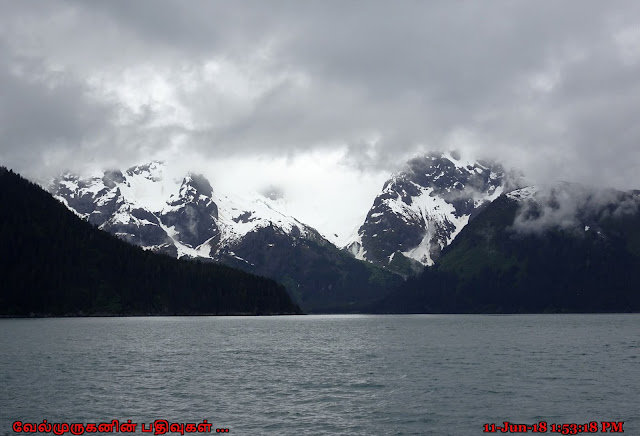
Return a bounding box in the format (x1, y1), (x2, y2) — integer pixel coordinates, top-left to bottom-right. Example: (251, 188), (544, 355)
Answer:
(1, 315), (638, 435)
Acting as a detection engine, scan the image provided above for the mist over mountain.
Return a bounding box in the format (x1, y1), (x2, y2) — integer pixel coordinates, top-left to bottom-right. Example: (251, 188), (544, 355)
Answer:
(45, 151), (640, 314)
(49, 162), (402, 312)
(376, 184), (640, 313)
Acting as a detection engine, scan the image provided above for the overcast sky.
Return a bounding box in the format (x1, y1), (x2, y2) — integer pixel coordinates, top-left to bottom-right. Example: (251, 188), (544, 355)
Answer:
(2, 1), (640, 240)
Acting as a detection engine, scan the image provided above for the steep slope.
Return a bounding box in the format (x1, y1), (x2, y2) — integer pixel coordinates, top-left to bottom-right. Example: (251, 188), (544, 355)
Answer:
(376, 184), (640, 313)
(0, 167), (301, 316)
(345, 151), (521, 274)
(49, 162), (402, 312)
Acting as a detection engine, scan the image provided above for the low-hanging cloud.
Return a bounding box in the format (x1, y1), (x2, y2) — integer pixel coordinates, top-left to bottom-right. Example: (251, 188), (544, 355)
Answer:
(510, 183), (640, 235)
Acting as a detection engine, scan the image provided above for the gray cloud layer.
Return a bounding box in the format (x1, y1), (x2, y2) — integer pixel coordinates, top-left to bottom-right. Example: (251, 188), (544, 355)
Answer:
(510, 183), (640, 235)
(1, 1), (640, 189)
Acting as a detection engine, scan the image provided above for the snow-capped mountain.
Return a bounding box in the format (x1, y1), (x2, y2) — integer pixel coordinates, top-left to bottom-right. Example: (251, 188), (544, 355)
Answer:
(50, 161), (324, 260)
(49, 162), (400, 311)
(345, 151), (522, 271)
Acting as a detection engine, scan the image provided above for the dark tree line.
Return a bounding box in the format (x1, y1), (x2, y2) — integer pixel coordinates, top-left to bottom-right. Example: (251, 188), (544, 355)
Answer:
(0, 167), (301, 316)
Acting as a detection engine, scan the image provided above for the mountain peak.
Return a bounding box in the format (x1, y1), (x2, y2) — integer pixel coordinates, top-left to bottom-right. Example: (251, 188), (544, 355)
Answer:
(346, 152), (521, 270)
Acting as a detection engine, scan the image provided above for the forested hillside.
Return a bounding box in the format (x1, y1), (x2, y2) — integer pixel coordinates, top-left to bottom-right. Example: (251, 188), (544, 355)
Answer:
(375, 189), (640, 313)
(0, 167), (301, 316)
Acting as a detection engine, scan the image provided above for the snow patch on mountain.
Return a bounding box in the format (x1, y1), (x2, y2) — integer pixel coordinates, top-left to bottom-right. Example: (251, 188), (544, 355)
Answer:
(119, 162), (179, 213)
(344, 232), (366, 260)
(506, 185), (538, 201)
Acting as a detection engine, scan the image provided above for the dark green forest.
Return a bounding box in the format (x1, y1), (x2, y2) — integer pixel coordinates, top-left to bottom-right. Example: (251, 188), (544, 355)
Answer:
(375, 194), (640, 313)
(0, 167), (301, 316)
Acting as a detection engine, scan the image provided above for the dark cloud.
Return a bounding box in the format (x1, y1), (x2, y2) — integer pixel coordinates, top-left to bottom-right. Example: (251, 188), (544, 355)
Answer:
(0, 42), (115, 176)
(1, 1), (640, 190)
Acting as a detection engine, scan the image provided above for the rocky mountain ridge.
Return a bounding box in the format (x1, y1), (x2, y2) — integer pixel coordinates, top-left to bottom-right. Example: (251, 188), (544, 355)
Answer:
(344, 151), (523, 274)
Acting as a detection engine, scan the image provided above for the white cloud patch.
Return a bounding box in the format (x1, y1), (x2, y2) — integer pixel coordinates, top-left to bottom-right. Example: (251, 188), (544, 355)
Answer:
(510, 184), (640, 235)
